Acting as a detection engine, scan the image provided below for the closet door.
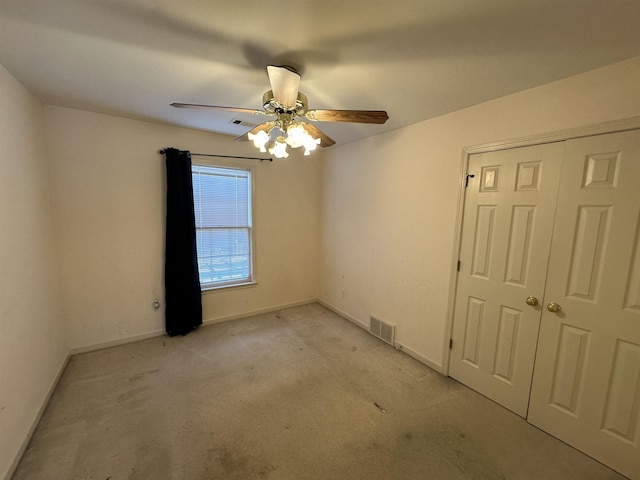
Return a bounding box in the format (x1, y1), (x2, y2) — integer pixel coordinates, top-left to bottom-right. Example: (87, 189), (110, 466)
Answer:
(449, 142), (563, 417)
(528, 129), (640, 480)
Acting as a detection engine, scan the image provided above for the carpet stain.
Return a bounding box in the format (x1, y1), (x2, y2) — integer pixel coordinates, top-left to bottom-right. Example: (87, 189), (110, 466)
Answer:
(201, 444), (276, 479)
(367, 441), (381, 451)
(116, 386), (147, 403)
(128, 369), (160, 382)
(393, 424), (506, 479)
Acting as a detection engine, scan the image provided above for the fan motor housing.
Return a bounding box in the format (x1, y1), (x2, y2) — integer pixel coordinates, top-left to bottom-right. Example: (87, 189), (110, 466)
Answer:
(263, 90), (308, 115)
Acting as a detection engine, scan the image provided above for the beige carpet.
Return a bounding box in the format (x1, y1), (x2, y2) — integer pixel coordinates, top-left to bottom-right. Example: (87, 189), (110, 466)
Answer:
(12, 303), (626, 479)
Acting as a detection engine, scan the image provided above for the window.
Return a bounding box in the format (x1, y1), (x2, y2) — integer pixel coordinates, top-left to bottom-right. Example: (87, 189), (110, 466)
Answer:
(192, 164), (253, 289)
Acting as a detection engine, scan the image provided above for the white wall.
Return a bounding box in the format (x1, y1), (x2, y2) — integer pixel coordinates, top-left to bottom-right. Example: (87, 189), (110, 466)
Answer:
(319, 56), (640, 370)
(44, 107), (321, 351)
(0, 65), (68, 480)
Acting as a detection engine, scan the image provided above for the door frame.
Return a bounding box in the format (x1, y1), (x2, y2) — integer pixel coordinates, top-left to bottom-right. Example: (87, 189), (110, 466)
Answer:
(443, 115), (640, 374)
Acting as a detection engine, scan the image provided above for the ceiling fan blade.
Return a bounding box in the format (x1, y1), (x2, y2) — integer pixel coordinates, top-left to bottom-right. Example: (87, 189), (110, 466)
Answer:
(234, 122), (274, 142)
(267, 65), (300, 108)
(171, 103), (265, 115)
(305, 109), (389, 124)
(302, 123), (336, 148)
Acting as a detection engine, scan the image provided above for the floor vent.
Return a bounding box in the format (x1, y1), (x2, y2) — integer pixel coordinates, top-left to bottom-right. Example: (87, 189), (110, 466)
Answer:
(370, 316), (396, 345)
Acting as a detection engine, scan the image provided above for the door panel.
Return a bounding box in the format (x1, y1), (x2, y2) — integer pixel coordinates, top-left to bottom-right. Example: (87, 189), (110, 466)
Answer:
(449, 142), (564, 417)
(528, 130), (640, 480)
(504, 205), (536, 286)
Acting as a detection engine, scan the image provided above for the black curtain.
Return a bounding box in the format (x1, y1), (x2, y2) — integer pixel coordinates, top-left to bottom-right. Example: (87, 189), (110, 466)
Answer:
(164, 148), (202, 336)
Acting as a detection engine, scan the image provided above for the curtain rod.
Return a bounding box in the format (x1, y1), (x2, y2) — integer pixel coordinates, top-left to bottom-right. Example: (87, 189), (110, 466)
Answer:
(159, 149), (272, 162)
(191, 152), (273, 162)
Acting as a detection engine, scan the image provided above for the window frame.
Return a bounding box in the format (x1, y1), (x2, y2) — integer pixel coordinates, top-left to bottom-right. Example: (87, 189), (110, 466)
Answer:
(191, 160), (256, 291)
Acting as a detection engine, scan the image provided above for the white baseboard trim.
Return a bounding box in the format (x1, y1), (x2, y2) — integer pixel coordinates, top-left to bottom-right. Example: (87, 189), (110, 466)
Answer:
(318, 299), (445, 374)
(202, 298), (319, 326)
(70, 328), (166, 355)
(5, 353), (70, 480)
(317, 300), (369, 329)
(393, 342), (444, 374)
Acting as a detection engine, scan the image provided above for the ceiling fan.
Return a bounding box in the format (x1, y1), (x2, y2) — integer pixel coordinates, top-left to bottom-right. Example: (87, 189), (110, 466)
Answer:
(171, 65), (389, 157)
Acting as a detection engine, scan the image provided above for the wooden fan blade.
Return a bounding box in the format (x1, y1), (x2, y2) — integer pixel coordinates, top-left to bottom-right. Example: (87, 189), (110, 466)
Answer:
(305, 109), (389, 124)
(171, 103), (265, 115)
(267, 65), (300, 108)
(234, 122), (274, 142)
(302, 123), (336, 148)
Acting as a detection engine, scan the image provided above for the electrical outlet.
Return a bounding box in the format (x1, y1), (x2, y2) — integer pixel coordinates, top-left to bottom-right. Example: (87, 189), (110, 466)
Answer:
(341, 289), (346, 297)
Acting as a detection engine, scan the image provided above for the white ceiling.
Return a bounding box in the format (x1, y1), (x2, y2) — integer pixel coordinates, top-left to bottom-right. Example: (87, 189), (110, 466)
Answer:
(1, 0), (639, 147)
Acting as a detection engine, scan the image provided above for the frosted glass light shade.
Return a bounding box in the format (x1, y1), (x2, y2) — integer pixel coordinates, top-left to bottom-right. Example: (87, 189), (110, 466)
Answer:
(269, 136), (289, 158)
(248, 129), (270, 152)
(285, 124), (307, 148)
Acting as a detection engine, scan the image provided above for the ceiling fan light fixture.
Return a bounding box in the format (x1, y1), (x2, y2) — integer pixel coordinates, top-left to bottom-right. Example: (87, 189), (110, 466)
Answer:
(175, 66), (387, 156)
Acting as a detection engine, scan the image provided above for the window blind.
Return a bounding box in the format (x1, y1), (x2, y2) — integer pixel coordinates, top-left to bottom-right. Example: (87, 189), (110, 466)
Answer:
(192, 165), (252, 287)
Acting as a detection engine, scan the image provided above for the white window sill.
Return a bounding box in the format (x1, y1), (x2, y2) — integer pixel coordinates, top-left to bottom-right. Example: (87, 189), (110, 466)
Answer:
(201, 281), (258, 293)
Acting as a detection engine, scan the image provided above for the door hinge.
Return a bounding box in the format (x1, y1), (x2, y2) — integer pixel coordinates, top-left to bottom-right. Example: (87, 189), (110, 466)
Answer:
(457, 260), (461, 272)
(449, 338), (453, 349)
(465, 174), (475, 188)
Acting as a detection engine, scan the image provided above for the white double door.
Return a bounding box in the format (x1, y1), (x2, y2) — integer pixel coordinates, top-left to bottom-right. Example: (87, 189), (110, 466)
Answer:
(449, 129), (640, 479)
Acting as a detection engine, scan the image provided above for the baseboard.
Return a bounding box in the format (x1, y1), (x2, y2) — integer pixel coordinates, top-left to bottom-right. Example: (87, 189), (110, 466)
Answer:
(202, 298), (319, 326)
(393, 342), (444, 374)
(70, 328), (166, 355)
(318, 299), (445, 374)
(4, 352), (70, 480)
(317, 300), (368, 330)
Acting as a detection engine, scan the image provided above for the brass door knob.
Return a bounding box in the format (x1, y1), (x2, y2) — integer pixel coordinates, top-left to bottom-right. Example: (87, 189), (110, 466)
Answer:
(526, 296), (539, 306)
(547, 302), (561, 313)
